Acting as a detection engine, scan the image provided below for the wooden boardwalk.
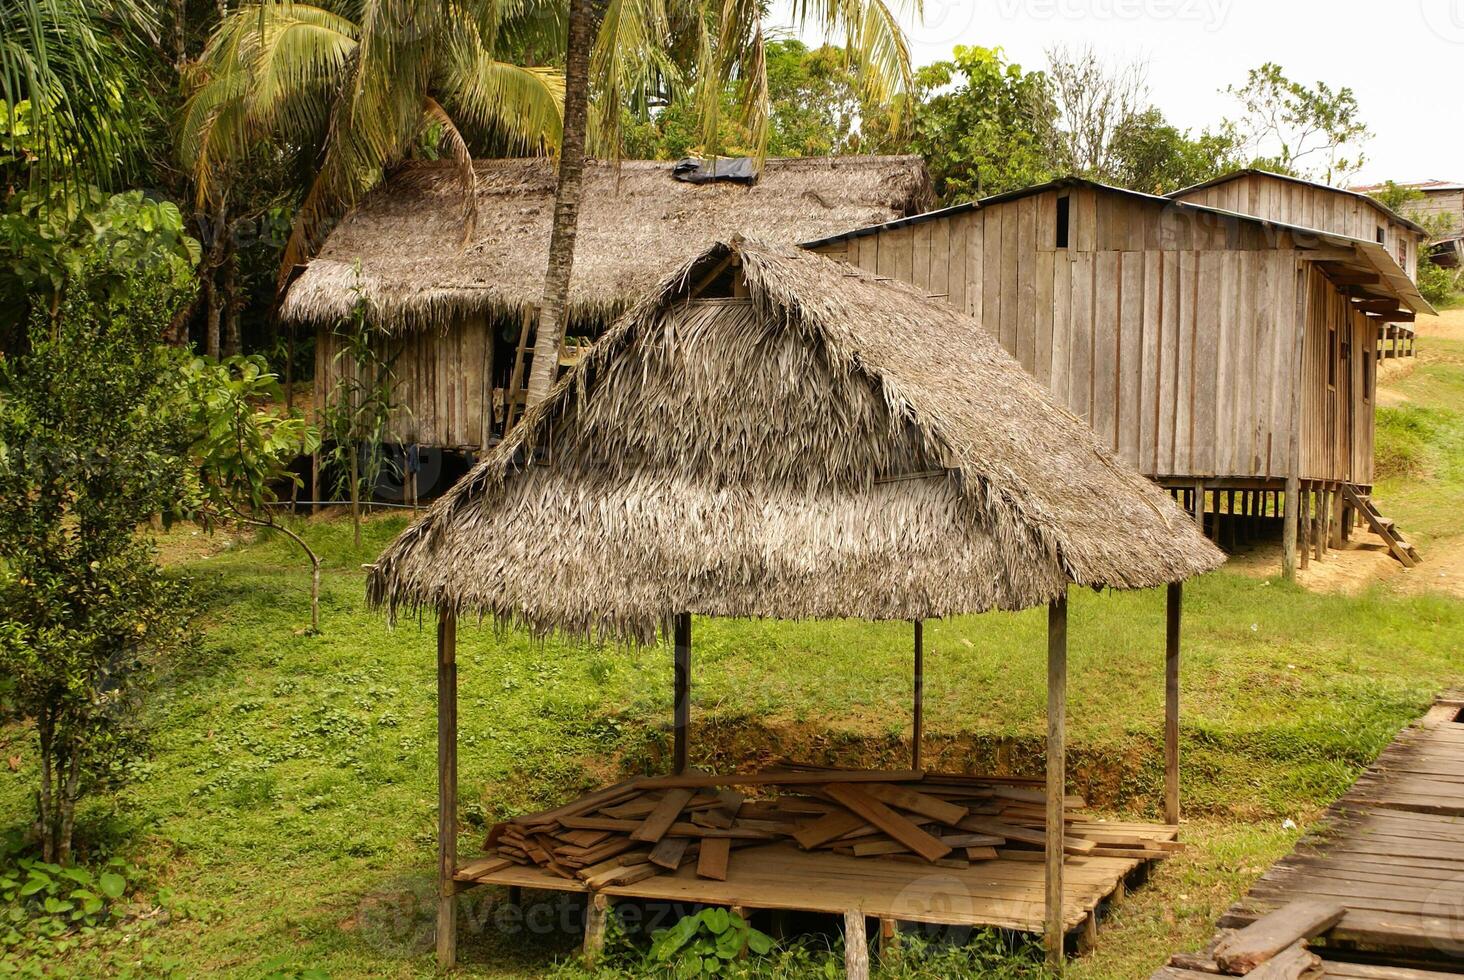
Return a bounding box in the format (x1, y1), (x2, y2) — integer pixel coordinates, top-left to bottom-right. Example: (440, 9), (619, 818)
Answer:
(1154, 694), (1464, 978)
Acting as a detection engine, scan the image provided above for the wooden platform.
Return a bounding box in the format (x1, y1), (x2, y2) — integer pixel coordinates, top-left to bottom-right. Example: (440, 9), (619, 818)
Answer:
(1218, 697), (1464, 957)
(459, 832), (1167, 936)
(1152, 694), (1464, 977)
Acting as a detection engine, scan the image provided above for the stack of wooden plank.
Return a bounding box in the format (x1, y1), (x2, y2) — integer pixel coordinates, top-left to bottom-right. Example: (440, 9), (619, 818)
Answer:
(467, 764), (1182, 889)
(1153, 902), (1344, 980)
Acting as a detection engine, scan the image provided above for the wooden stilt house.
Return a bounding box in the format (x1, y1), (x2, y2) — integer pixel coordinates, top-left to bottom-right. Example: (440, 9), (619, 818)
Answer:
(803, 177), (1435, 575)
(277, 156), (931, 494)
(1169, 169), (1429, 359)
(366, 239), (1224, 973)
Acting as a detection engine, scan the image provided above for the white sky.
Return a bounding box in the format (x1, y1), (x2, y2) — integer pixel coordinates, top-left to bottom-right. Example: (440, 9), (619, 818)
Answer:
(771, 0), (1464, 185)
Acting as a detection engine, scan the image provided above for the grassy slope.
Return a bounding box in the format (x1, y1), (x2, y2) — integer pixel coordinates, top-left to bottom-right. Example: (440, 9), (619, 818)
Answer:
(3, 345), (1463, 978)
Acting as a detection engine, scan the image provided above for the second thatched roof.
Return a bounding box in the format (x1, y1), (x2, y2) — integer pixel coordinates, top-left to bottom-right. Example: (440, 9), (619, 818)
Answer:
(279, 155), (932, 332)
(368, 238), (1223, 643)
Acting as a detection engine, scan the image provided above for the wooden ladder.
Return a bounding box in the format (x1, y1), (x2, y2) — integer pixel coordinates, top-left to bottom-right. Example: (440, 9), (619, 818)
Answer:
(1342, 485), (1421, 567)
(501, 313), (534, 438)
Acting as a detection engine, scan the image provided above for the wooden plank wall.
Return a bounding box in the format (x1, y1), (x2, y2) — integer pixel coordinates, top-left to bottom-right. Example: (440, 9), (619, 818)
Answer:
(812, 188), (1316, 481)
(314, 317), (495, 450)
(1296, 265), (1376, 485)
(1173, 173), (1422, 280)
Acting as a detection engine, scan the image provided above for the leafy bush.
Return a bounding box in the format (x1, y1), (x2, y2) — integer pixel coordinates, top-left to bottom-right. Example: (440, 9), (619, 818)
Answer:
(0, 832), (134, 962)
(646, 908), (776, 977)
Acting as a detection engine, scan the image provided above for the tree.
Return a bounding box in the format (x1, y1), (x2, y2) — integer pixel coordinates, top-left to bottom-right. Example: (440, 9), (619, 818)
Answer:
(178, 0), (568, 294)
(524, 0), (919, 408)
(0, 267), (198, 864)
(1224, 62), (1371, 185)
(1107, 107), (1241, 195)
(1044, 45), (1148, 181)
(0, 0), (162, 190)
(181, 355), (324, 630)
(905, 46), (1056, 204)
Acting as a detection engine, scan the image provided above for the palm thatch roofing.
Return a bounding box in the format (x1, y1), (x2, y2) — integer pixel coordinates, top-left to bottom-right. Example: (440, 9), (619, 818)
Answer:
(367, 238), (1224, 644)
(278, 156), (933, 333)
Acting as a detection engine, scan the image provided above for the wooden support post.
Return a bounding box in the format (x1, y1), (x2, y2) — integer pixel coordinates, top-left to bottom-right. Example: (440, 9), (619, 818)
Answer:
(1331, 490), (1344, 548)
(844, 911), (869, 980)
(1164, 583), (1181, 828)
(673, 612), (691, 773)
(583, 893), (609, 966)
(912, 621), (924, 771)
(1299, 486), (1311, 571)
(1046, 594), (1068, 969)
(1317, 486), (1329, 556)
(878, 918), (900, 962)
(1282, 474), (1305, 577)
(436, 608), (458, 972)
(1191, 481), (1205, 531)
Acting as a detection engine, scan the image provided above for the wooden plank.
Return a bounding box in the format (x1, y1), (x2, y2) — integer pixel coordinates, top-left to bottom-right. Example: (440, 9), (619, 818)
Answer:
(648, 836), (692, 870)
(793, 810), (867, 850)
(982, 205), (1001, 338)
(1036, 250), (1056, 386)
(1093, 251), (1121, 449)
(640, 769), (924, 790)
(631, 789), (698, 843)
(823, 785), (953, 863)
(1118, 251), (1145, 466)
(697, 837), (731, 881)
(1214, 901), (1345, 973)
(860, 783), (968, 825)
(1069, 252), (1095, 420)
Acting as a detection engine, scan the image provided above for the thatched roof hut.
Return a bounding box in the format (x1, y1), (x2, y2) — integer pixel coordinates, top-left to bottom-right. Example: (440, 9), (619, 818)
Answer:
(280, 156), (934, 333)
(368, 238), (1223, 642)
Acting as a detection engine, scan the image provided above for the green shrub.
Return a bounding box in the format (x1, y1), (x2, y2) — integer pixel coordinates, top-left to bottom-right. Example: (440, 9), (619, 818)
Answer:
(1374, 406), (1438, 479)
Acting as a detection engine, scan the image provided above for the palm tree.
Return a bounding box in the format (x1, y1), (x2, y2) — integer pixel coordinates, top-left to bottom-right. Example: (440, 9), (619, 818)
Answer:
(178, 0), (569, 292)
(1, 0), (161, 188)
(523, 0), (920, 407)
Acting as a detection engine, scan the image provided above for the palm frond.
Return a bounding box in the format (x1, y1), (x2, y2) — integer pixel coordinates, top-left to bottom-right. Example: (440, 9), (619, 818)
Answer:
(420, 95), (479, 243)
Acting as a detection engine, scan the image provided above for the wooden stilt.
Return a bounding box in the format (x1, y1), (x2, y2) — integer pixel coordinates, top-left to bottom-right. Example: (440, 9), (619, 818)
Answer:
(1299, 486), (1311, 571)
(1283, 477), (1299, 578)
(879, 918), (900, 961)
(583, 893), (609, 966)
(1317, 486), (1329, 556)
(436, 608), (458, 972)
(1164, 582), (1181, 827)
(1046, 594), (1068, 969)
(844, 910), (869, 980)
(673, 612), (691, 773)
(912, 620), (924, 771)
(1191, 481), (1205, 531)
(1330, 490), (1344, 548)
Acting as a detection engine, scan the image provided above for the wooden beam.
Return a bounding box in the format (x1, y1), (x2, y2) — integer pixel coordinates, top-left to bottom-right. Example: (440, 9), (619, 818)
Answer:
(673, 612), (691, 773)
(1282, 476), (1298, 578)
(912, 621), (924, 771)
(1046, 594), (1068, 969)
(436, 608), (458, 972)
(1165, 583), (1181, 827)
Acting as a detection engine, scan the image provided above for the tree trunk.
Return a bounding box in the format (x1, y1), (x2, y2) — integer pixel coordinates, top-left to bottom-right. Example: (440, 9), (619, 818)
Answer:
(57, 750), (80, 866)
(37, 713), (54, 862)
(524, 0), (599, 410)
(221, 235), (241, 357)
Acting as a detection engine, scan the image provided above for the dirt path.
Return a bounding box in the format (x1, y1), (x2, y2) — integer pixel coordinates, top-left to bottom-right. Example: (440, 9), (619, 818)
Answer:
(1228, 529), (1464, 598)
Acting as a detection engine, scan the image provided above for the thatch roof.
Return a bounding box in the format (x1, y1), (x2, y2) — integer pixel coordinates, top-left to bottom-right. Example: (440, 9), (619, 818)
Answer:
(367, 238), (1223, 643)
(278, 156), (933, 332)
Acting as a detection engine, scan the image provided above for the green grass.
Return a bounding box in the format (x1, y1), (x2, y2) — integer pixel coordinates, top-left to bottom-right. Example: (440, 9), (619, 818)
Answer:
(3, 346), (1464, 977)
